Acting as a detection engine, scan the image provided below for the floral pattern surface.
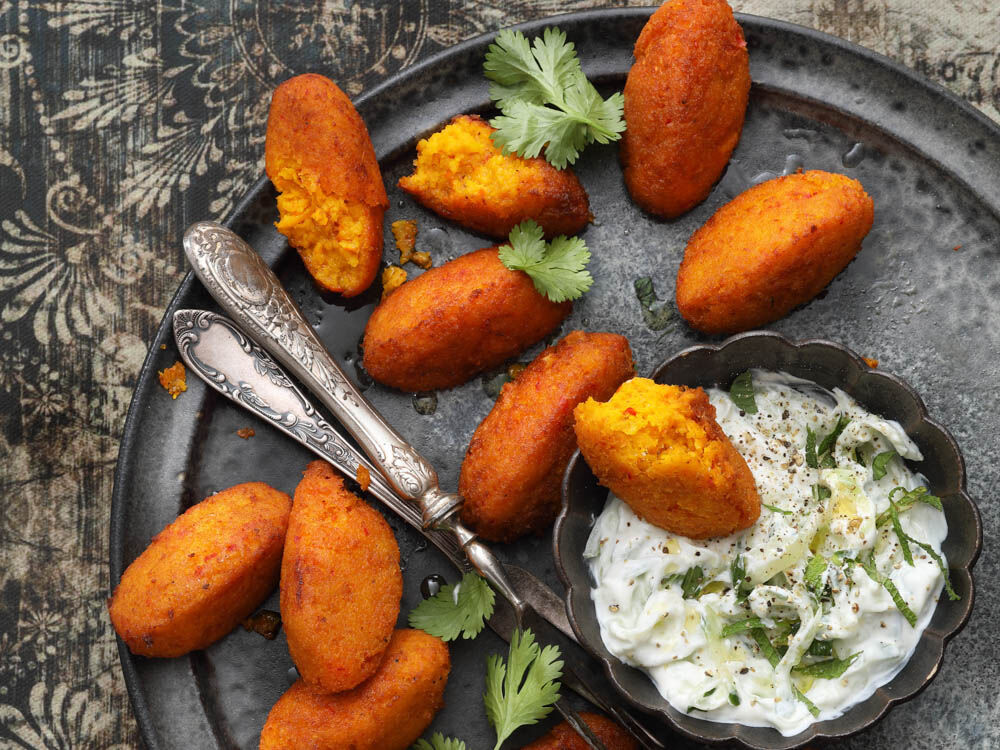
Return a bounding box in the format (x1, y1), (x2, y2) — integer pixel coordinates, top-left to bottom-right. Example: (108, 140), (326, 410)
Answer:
(0, 0), (996, 746)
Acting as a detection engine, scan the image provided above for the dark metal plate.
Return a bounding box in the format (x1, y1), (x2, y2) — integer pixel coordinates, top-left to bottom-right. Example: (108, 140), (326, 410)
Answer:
(111, 9), (1000, 750)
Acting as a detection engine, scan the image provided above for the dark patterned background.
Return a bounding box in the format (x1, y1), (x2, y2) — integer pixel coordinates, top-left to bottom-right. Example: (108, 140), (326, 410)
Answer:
(0, 0), (996, 747)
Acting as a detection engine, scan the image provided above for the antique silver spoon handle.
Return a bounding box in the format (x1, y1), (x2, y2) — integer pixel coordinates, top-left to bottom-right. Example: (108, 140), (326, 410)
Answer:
(172, 308), (469, 570)
(182, 221), (525, 611)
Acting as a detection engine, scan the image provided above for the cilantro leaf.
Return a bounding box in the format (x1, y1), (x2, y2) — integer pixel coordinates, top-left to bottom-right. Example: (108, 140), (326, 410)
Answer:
(408, 572), (495, 641)
(729, 371), (758, 414)
(872, 449), (896, 480)
(413, 734), (467, 750)
(484, 629), (562, 750)
(484, 26), (625, 168)
(498, 220), (593, 302)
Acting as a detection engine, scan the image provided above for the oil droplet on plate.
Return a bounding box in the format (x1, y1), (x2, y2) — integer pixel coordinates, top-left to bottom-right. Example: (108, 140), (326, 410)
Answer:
(842, 143), (865, 168)
(412, 392), (438, 415)
(421, 573), (447, 599)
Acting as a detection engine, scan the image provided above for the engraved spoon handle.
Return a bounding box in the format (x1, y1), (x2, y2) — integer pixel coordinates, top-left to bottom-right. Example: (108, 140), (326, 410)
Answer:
(182, 221), (526, 611)
(182, 220), (456, 527)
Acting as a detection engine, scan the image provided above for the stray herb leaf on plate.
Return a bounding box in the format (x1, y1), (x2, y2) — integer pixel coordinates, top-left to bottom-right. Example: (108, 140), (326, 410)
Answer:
(633, 277), (672, 331)
(408, 571), (495, 641)
(413, 733), (468, 750)
(484, 629), (562, 750)
(729, 370), (758, 414)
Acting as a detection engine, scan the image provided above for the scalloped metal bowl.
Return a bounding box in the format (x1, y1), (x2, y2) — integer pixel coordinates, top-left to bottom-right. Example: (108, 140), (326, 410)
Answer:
(554, 331), (981, 749)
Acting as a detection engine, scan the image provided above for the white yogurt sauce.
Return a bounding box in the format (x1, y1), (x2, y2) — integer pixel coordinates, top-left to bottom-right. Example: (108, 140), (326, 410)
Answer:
(586, 370), (949, 736)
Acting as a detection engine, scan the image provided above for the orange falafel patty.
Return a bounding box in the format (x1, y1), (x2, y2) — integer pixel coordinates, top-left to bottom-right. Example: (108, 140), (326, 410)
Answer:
(259, 629), (450, 750)
(460, 331), (635, 542)
(574, 378), (760, 539)
(280, 461), (402, 693)
(522, 712), (639, 750)
(398, 114), (591, 238)
(621, 0), (750, 218)
(362, 247), (571, 391)
(266, 73), (388, 296)
(108, 482), (292, 658)
(676, 170), (874, 333)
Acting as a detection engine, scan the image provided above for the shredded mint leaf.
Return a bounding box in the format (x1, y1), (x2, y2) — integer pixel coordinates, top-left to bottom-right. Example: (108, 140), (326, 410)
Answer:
(857, 557), (917, 627)
(498, 220), (592, 302)
(804, 555), (828, 595)
(805, 427), (819, 468)
(872, 449), (896, 480)
(812, 484), (832, 503)
(721, 618), (765, 638)
(854, 446), (868, 466)
(729, 371), (758, 414)
(633, 277), (671, 331)
(413, 734), (468, 750)
(876, 486), (943, 526)
(889, 501), (914, 566)
(818, 414), (851, 456)
(908, 537), (960, 601)
(484, 628), (562, 750)
(751, 628), (782, 668)
(794, 652), (861, 679)
(484, 26), (625, 168)
(762, 502), (792, 515)
(729, 691), (741, 706)
(806, 639), (834, 657)
(730, 554), (752, 601)
(793, 685), (820, 717)
(681, 566), (705, 599)
(408, 572), (495, 641)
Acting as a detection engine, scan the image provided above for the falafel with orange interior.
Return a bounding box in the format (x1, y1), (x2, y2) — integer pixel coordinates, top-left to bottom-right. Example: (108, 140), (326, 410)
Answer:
(676, 170), (874, 333)
(266, 73), (388, 296)
(280, 461), (402, 693)
(362, 247), (571, 391)
(259, 629), (450, 750)
(621, 0), (750, 218)
(108, 482), (292, 658)
(573, 378), (759, 539)
(460, 331), (634, 542)
(398, 114), (591, 238)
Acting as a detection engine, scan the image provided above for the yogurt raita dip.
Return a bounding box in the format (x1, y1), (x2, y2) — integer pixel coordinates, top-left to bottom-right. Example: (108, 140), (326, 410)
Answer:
(586, 370), (952, 736)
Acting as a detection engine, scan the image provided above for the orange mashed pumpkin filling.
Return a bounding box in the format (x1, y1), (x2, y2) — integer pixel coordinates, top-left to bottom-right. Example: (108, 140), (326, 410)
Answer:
(398, 115), (590, 238)
(272, 165), (376, 294)
(574, 377), (760, 539)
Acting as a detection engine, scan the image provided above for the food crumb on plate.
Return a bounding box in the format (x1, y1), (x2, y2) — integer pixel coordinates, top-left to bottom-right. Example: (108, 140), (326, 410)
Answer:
(381, 265), (407, 299)
(391, 219), (418, 264)
(158, 361), (187, 399)
(236, 427), (256, 439)
(356, 465), (371, 492)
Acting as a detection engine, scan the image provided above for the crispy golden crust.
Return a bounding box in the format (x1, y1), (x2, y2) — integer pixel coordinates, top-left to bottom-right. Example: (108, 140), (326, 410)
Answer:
(522, 712), (638, 750)
(621, 0), (749, 218)
(675, 170), (874, 333)
(362, 247), (571, 391)
(280, 462), (402, 693)
(459, 331), (634, 542)
(259, 629), (450, 750)
(108, 482), (292, 658)
(398, 114), (590, 238)
(266, 74), (387, 296)
(574, 378), (760, 539)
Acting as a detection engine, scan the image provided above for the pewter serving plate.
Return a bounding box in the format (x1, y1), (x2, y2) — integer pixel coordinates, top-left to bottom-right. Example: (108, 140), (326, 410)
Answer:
(555, 332), (981, 748)
(111, 9), (1000, 749)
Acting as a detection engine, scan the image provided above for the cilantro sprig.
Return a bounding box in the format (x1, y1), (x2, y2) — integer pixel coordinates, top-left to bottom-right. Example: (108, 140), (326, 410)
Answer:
(413, 735), (467, 750)
(484, 27), (625, 169)
(729, 371), (758, 414)
(408, 572), (495, 641)
(485, 628), (563, 750)
(498, 220), (593, 302)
